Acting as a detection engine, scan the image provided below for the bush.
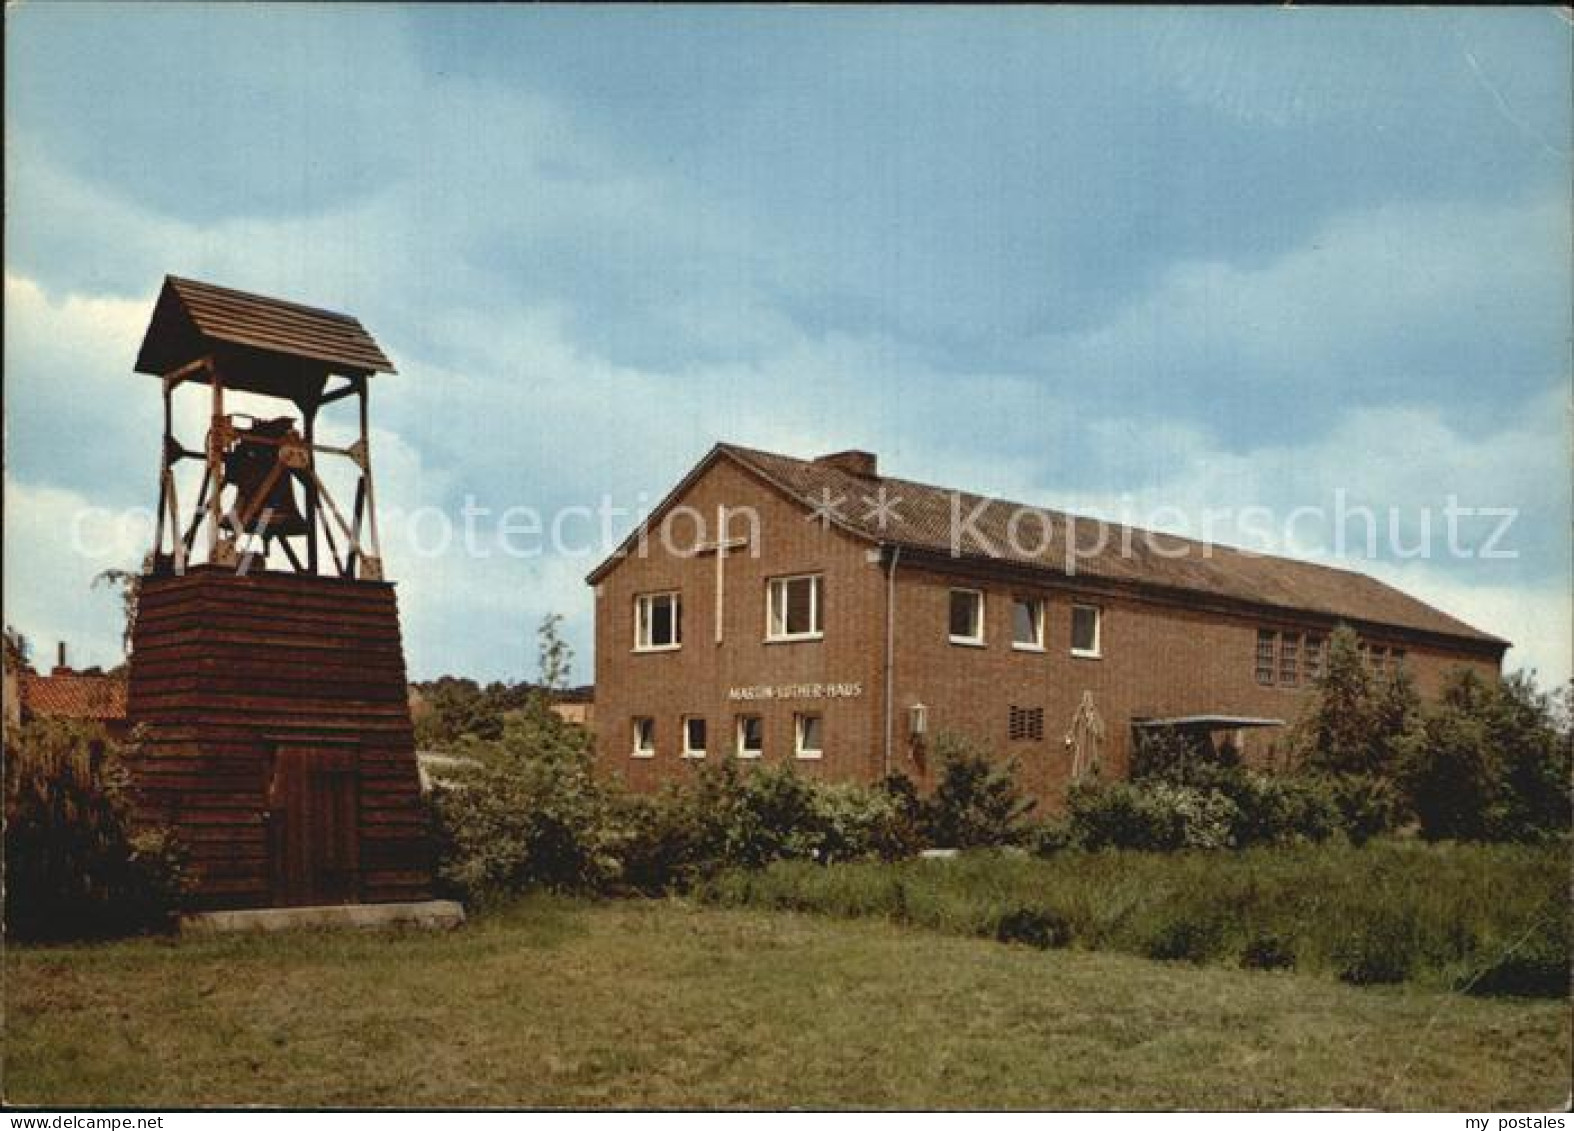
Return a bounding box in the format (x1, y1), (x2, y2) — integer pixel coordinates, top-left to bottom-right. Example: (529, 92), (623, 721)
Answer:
(1463, 917), (1571, 998)
(921, 734), (1035, 848)
(1144, 911), (1228, 964)
(430, 698), (624, 902)
(1068, 780), (1238, 851)
(1239, 932), (1296, 971)
(1227, 771), (1341, 847)
(1318, 771), (1405, 845)
(3, 721), (185, 941)
(1332, 907), (1419, 986)
(991, 905), (1072, 949)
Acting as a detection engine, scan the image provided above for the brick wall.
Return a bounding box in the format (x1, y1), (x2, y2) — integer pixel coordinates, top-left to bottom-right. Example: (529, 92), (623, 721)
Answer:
(593, 459), (888, 789)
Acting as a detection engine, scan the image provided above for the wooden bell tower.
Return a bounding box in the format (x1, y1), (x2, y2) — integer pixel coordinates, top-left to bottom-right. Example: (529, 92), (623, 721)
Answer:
(126, 276), (433, 912)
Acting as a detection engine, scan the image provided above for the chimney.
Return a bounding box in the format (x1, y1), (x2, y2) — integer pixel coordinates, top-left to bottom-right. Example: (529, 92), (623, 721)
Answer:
(813, 450), (879, 479)
(53, 640), (71, 676)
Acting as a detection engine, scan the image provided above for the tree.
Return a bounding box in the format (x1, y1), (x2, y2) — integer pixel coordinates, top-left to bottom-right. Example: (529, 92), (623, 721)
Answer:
(537, 612), (573, 692)
(1296, 625), (1417, 780)
(3, 624), (31, 672)
(1405, 669), (1498, 840)
(93, 568), (142, 657)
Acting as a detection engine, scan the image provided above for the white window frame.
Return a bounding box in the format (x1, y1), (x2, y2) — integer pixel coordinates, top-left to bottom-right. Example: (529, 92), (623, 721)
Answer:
(735, 714), (764, 759)
(794, 713), (823, 760)
(1011, 596), (1046, 652)
(1070, 603), (1102, 659)
(681, 716), (707, 760)
(631, 716), (656, 758)
(948, 588), (986, 646)
(766, 574), (824, 642)
(634, 591), (682, 652)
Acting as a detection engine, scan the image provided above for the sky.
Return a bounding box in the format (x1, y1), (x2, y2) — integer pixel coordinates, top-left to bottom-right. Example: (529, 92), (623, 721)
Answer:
(4, 6), (1570, 689)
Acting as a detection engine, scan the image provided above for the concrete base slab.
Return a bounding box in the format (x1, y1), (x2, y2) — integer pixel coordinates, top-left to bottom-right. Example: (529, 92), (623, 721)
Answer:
(181, 899), (466, 934)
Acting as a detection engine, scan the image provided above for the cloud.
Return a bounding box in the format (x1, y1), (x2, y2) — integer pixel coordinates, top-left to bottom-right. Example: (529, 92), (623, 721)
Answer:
(4, 9), (1568, 688)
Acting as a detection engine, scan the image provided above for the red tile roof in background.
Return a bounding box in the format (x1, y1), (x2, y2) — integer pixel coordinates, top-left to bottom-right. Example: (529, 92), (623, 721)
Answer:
(19, 672), (128, 721)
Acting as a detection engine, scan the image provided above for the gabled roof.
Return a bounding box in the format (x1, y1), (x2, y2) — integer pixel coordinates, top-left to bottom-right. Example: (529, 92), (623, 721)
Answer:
(19, 672), (128, 722)
(135, 276), (396, 379)
(589, 442), (1508, 650)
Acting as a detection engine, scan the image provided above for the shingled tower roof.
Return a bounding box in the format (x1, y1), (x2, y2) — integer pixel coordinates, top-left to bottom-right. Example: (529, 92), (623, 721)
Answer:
(134, 275), (396, 385)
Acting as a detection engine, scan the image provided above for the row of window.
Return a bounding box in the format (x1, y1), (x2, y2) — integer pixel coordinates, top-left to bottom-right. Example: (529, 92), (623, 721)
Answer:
(632, 713), (823, 760)
(635, 575), (822, 650)
(635, 576), (1102, 658)
(1256, 630), (1407, 688)
(948, 589), (1101, 657)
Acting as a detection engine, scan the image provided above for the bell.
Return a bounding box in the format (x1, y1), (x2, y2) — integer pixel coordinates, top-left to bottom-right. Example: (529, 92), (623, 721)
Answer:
(222, 417), (311, 538)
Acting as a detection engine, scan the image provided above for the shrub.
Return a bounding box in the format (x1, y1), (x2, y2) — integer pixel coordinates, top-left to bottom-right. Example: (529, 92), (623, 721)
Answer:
(921, 733), (1035, 848)
(1026, 816), (1075, 857)
(1332, 908), (1418, 985)
(811, 780), (914, 862)
(1318, 771), (1405, 845)
(1130, 725), (1239, 788)
(1239, 932), (1296, 971)
(1068, 781), (1238, 851)
(1143, 911), (1227, 964)
(430, 698), (624, 902)
(1227, 771), (1341, 847)
(1405, 672), (1499, 842)
(1463, 916), (1571, 998)
(991, 905), (1072, 949)
(3, 721), (185, 941)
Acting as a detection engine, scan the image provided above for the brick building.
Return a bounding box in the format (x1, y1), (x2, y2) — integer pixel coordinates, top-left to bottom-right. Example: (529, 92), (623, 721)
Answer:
(587, 444), (1507, 805)
(10, 643), (130, 742)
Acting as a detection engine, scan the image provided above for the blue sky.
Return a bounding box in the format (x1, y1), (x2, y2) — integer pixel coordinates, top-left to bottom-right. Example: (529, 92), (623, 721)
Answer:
(4, 6), (1570, 687)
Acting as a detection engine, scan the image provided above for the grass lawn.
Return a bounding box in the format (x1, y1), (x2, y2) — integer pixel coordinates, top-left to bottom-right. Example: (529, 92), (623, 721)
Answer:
(4, 895), (1569, 1109)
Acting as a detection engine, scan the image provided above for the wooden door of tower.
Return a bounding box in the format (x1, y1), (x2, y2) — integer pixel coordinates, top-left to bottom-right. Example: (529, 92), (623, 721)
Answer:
(267, 741), (361, 906)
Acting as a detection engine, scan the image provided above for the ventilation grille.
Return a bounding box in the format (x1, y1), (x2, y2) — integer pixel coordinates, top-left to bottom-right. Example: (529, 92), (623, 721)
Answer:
(1008, 705), (1045, 742)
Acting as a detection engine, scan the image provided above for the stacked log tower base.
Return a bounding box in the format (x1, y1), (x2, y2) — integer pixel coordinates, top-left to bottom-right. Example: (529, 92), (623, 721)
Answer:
(127, 567), (431, 911)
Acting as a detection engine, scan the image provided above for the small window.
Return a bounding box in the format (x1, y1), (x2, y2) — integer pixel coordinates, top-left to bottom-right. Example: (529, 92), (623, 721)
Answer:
(736, 714), (764, 759)
(1279, 635), (1299, 687)
(632, 717), (656, 758)
(1008, 705), (1045, 742)
(1256, 630), (1277, 686)
(768, 575), (823, 640)
(1391, 648), (1407, 670)
(794, 713), (823, 760)
(682, 716), (707, 759)
(1011, 597), (1045, 650)
(949, 589), (985, 645)
(1070, 604), (1101, 657)
(635, 592), (682, 651)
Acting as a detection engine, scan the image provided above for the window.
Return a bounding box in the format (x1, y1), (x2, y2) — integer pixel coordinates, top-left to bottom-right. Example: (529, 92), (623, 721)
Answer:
(735, 714), (764, 758)
(632, 717), (656, 758)
(949, 588), (985, 645)
(682, 717), (707, 759)
(1256, 630), (1277, 685)
(1011, 597), (1045, 650)
(635, 592), (681, 651)
(1279, 634), (1299, 687)
(1008, 705), (1045, 742)
(1305, 636), (1326, 681)
(1392, 648), (1407, 670)
(1070, 604), (1101, 657)
(794, 713), (823, 760)
(768, 575), (822, 640)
